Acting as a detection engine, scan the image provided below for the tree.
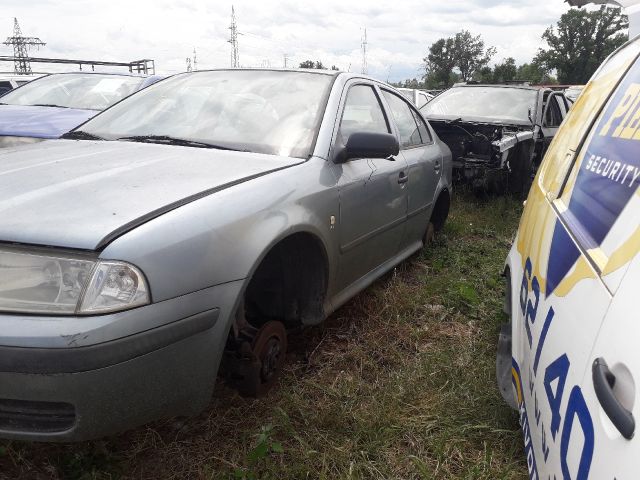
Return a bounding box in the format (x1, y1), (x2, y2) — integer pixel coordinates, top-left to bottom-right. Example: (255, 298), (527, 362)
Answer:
(299, 60), (325, 69)
(516, 62), (557, 84)
(492, 57), (518, 83)
(424, 38), (457, 88)
(423, 30), (495, 88)
(536, 6), (628, 84)
(454, 30), (496, 82)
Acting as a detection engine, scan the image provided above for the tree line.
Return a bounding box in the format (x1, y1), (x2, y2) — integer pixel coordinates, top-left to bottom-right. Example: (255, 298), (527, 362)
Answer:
(400, 6), (628, 89)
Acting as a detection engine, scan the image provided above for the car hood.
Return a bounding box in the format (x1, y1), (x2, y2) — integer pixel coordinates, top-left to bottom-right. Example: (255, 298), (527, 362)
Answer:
(0, 140), (303, 250)
(0, 104), (97, 139)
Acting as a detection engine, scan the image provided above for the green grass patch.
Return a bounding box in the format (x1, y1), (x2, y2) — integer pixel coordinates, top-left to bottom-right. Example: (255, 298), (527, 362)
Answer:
(0, 191), (527, 480)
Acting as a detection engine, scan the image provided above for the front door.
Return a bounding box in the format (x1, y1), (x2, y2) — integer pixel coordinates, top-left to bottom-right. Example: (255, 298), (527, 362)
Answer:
(333, 83), (409, 292)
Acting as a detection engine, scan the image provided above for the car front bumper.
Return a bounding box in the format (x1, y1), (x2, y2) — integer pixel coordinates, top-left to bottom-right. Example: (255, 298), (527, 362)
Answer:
(0, 280), (243, 442)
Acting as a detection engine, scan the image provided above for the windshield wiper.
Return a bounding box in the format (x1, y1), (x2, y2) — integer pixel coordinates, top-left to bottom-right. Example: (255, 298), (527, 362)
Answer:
(116, 135), (247, 151)
(32, 103), (69, 109)
(61, 130), (104, 141)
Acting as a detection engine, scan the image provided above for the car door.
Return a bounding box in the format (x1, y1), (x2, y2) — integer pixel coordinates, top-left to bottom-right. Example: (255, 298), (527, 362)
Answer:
(332, 82), (409, 293)
(581, 254), (640, 477)
(380, 89), (442, 250)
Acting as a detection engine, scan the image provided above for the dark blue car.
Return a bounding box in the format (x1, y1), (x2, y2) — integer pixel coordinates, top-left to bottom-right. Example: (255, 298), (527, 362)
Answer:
(0, 72), (163, 148)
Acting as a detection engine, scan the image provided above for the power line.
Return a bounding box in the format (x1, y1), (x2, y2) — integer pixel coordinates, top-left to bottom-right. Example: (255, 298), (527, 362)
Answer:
(3, 17), (45, 74)
(228, 6), (239, 68)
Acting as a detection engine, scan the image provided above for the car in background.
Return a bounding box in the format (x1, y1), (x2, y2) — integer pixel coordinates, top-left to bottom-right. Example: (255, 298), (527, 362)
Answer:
(0, 72), (163, 148)
(0, 69), (451, 441)
(496, 37), (640, 478)
(0, 74), (40, 96)
(398, 88), (433, 108)
(422, 84), (571, 195)
(564, 85), (585, 103)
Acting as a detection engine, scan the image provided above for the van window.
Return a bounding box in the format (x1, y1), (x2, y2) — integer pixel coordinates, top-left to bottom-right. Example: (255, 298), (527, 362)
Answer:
(537, 41), (640, 197)
(555, 53), (640, 275)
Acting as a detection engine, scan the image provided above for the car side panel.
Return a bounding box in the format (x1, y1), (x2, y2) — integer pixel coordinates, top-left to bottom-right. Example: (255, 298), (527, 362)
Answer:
(101, 157), (341, 312)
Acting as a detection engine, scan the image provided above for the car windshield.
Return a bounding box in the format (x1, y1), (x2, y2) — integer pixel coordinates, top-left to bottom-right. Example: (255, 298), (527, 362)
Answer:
(79, 70), (334, 158)
(0, 74), (142, 110)
(422, 86), (538, 124)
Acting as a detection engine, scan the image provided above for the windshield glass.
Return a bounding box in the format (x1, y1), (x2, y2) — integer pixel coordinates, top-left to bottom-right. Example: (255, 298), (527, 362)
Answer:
(422, 86), (538, 124)
(0, 74), (142, 110)
(79, 70), (333, 158)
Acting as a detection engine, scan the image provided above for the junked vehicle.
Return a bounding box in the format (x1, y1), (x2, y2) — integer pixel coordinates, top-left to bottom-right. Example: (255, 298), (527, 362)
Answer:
(0, 69), (452, 441)
(0, 72), (163, 148)
(496, 36), (640, 478)
(398, 88), (434, 108)
(422, 84), (571, 195)
(0, 74), (40, 96)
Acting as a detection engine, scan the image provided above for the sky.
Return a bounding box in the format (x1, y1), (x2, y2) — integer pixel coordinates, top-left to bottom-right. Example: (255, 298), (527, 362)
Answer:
(0, 0), (577, 83)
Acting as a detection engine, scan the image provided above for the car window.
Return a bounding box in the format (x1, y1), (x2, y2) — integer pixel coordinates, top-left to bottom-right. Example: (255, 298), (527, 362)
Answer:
(80, 70), (333, 159)
(422, 86), (538, 125)
(411, 109), (433, 144)
(0, 74), (142, 110)
(545, 94), (563, 127)
(339, 85), (389, 139)
(0, 81), (11, 97)
(382, 90), (423, 148)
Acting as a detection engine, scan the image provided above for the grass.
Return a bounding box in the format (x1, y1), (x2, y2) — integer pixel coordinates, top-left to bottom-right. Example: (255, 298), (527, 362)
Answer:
(0, 191), (527, 480)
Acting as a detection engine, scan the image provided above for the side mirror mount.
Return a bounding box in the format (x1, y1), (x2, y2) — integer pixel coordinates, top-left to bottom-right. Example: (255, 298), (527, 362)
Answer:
(334, 132), (400, 164)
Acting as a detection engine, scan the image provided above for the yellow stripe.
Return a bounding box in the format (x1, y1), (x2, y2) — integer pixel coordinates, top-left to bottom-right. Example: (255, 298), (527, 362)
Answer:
(512, 367), (523, 404)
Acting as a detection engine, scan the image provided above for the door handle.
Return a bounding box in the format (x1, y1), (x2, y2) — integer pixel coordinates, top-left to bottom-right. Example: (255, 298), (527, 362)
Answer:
(398, 172), (409, 185)
(434, 159), (441, 173)
(592, 358), (635, 440)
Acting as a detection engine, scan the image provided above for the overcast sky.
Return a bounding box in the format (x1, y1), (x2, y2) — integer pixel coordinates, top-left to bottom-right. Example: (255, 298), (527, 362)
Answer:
(1, 0), (579, 82)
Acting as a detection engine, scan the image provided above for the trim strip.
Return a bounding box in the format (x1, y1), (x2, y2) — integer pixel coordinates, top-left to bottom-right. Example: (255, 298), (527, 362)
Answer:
(0, 309), (219, 374)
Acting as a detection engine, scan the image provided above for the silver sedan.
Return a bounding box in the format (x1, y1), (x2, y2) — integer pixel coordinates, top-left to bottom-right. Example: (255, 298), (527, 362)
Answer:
(0, 69), (452, 441)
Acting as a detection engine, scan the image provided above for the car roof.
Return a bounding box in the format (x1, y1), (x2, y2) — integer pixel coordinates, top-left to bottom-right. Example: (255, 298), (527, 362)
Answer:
(451, 83), (541, 91)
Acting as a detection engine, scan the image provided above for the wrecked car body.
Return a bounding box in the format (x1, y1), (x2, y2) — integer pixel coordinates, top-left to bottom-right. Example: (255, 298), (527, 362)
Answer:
(0, 69), (452, 441)
(422, 84), (570, 195)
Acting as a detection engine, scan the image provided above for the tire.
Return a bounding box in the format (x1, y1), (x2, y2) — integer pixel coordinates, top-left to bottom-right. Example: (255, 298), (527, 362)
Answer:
(423, 221), (435, 247)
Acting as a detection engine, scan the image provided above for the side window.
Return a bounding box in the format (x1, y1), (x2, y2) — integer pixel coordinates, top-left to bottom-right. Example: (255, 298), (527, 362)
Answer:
(545, 94), (563, 127)
(0, 81), (12, 96)
(339, 85), (389, 140)
(411, 109), (433, 144)
(382, 90), (422, 148)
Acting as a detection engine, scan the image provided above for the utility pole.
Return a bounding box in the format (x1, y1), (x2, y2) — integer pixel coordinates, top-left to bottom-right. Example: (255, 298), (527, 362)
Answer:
(229, 6), (240, 68)
(361, 28), (368, 75)
(3, 18), (46, 74)
(283, 53), (290, 68)
(193, 48), (197, 71)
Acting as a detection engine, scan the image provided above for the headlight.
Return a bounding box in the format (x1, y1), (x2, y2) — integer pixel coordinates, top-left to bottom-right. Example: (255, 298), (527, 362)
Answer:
(0, 136), (46, 149)
(0, 247), (149, 315)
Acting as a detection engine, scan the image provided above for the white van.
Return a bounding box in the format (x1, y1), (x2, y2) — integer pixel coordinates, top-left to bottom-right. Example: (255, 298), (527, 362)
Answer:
(497, 36), (640, 478)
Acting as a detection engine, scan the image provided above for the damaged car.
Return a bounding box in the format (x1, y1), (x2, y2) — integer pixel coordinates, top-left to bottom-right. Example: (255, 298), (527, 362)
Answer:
(422, 84), (570, 195)
(0, 72), (163, 149)
(0, 69), (451, 441)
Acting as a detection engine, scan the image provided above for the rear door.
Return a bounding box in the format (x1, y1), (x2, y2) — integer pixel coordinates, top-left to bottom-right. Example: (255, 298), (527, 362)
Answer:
(380, 89), (442, 250)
